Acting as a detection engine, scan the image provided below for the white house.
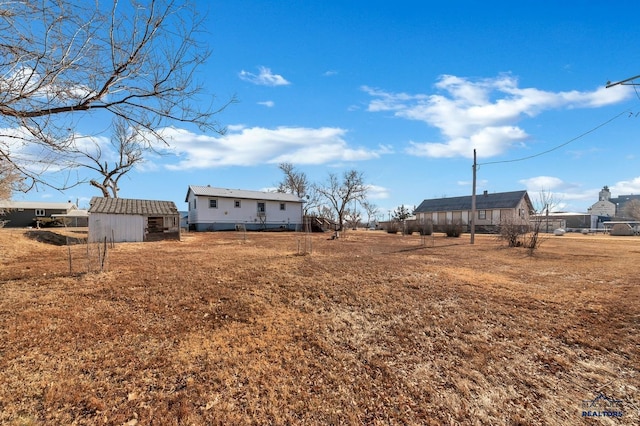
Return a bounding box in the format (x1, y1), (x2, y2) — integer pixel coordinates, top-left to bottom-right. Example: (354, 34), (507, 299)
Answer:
(185, 185), (304, 231)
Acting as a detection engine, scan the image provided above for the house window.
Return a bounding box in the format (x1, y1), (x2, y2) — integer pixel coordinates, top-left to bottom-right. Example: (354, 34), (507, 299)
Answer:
(209, 199), (217, 208)
(519, 208), (525, 218)
(257, 202), (265, 214)
(478, 210), (486, 220)
(234, 200), (241, 208)
(280, 203), (286, 211)
(35, 209), (45, 217)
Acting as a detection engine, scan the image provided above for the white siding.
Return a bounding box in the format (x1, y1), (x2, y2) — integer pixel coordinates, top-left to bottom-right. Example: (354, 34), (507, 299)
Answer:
(188, 194), (303, 229)
(89, 213), (144, 242)
(588, 200), (615, 217)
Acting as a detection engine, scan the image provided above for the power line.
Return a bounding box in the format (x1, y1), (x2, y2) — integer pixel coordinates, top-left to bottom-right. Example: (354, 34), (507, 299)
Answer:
(478, 109), (630, 167)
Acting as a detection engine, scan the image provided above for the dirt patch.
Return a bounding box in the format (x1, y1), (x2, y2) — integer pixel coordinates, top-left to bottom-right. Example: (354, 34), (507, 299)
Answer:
(0, 230), (638, 425)
(26, 229), (88, 246)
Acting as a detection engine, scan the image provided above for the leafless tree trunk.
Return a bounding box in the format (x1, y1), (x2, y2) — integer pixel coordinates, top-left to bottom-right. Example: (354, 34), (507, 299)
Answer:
(0, 0), (232, 191)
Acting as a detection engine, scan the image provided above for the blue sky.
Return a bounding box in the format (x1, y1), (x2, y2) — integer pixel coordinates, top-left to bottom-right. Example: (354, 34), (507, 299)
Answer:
(17, 0), (640, 216)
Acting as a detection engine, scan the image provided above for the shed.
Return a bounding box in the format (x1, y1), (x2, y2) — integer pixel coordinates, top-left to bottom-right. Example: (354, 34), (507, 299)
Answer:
(88, 197), (180, 243)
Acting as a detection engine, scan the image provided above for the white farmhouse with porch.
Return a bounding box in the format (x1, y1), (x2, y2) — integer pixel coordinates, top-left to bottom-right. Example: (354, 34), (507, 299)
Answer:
(185, 185), (304, 231)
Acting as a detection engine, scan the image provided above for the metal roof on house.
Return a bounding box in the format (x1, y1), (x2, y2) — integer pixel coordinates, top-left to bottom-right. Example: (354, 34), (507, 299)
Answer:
(415, 190), (530, 213)
(52, 209), (89, 218)
(185, 185), (305, 203)
(0, 201), (76, 210)
(88, 197), (179, 216)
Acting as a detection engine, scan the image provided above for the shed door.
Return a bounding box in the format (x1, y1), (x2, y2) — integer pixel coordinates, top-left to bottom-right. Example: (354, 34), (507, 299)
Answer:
(148, 217), (164, 233)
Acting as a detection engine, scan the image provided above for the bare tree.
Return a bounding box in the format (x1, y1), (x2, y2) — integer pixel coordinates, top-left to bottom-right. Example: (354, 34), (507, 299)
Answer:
(317, 205), (336, 222)
(623, 199), (640, 220)
(277, 162), (308, 197)
(344, 207), (362, 230)
(361, 200), (378, 228)
(315, 170), (367, 232)
(0, 161), (25, 201)
(276, 162), (319, 215)
(72, 118), (143, 198)
(0, 0), (231, 191)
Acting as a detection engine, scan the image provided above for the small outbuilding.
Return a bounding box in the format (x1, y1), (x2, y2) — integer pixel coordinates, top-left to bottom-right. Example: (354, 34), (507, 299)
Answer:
(88, 197), (180, 243)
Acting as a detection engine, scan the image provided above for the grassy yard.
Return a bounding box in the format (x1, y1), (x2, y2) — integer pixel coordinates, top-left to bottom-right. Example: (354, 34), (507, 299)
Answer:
(0, 229), (638, 425)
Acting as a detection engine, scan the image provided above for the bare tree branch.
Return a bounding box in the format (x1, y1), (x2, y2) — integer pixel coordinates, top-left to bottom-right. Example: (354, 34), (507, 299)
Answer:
(623, 199), (640, 220)
(0, 0), (233, 192)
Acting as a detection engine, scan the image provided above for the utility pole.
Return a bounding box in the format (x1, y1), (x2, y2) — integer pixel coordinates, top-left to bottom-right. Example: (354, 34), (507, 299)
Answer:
(471, 149), (477, 245)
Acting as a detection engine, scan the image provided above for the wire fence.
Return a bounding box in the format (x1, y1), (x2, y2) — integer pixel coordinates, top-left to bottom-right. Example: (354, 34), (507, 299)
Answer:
(65, 236), (112, 275)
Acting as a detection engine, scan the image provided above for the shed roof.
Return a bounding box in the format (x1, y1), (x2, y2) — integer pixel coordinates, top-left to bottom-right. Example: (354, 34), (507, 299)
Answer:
(88, 197), (179, 216)
(185, 185), (305, 203)
(415, 190), (531, 213)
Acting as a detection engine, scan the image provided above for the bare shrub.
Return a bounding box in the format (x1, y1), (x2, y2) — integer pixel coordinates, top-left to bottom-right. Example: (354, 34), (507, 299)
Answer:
(497, 190), (556, 255)
(419, 220), (433, 236)
(403, 222), (417, 235)
(387, 222), (399, 234)
(444, 220), (463, 238)
(497, 217), (529, 247)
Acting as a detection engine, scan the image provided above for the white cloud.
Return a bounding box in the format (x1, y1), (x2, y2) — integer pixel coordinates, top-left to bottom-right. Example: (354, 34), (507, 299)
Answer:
(366, 184), (390, 200)
(612, 177), (640, 195)
(258, 100), (275, 107)
(364, 74), (631, 159)
(158, 126), (388, 169)
(519, 176), (565, 191)
(238, 66), (290, 86)
(0, 66), (95, 101)
(517, 176), (602, 211)
(0, 126), (75, 174)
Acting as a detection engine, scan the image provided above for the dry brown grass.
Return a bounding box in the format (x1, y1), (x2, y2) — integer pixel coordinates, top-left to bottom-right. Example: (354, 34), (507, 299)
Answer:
(0, 228), (638, 425)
